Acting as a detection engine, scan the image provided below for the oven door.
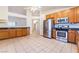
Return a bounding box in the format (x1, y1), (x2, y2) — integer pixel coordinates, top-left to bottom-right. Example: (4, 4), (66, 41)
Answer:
(56, 30), (67, 42)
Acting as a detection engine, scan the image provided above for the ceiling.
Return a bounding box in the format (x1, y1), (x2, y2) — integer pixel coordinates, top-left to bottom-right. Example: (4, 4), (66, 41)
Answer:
(8, 6), (73, 16)
(8, 6), (26, 15)
(41, 6), (72, 12)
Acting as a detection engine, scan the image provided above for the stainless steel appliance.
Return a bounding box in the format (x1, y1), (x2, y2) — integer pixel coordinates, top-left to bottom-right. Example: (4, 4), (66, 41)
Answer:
(43, 19), (54, 39)
(56, 29), (68, 42)
(55, 17), (69, 42)
(57, 17), (68, 24)
(56, 24), (69, 42)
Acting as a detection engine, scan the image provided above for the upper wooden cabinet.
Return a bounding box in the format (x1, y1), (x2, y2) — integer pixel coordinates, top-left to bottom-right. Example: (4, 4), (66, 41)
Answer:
(46, 7), (78, 23)
(68, 8), (76, 23)
(68, 30), (76, 43)
(62, 8), (76, 23)
(56, 11), (62, 18)
(76, 6), (79, 23)
(62, 10), (70, 17)
(46, 15), (51, 19)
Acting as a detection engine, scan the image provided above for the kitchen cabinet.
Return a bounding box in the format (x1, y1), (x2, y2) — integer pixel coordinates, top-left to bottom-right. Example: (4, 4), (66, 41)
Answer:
(76, 31), (79, 52)
(0, 29), (9, 39)
(62, 10), (69, 17)
(0, 27), (30, 40)
(22, 28), (27, 36)
(9, 28), (16, 38)
(46, 7), (77, 23)
(53, 13), (57, 24)
(50, 14), (55, 18)
(56, 11), (62, 18)
(57, 8), (76, 23)
(53, 29), (56, 39)
(68, 30), (76, 43)
(46, 15), (51, 19)
(68, 8), (76, 23)
(16, 28), (23, 37)
(26, 27), (30, 35)
(76, 6), (79, 23)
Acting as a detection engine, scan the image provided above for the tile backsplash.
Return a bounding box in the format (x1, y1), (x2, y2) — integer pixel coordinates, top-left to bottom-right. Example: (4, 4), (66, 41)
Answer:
(69, 23), (79, 28)
(55, 23), (79, 29)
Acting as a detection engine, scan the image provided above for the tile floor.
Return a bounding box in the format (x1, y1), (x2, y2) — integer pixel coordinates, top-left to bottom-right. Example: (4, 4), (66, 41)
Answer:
(0, 33), (77, 53)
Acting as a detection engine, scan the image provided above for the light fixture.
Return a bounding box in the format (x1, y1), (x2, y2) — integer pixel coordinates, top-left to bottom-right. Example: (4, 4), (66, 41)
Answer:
(26, 6), (41, 12)
(31, 6), (41, 11)
(33, 20), (38, 24)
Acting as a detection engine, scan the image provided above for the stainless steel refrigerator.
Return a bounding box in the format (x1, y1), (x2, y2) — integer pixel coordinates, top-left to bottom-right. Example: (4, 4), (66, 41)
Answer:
(43, 19), (53, 39)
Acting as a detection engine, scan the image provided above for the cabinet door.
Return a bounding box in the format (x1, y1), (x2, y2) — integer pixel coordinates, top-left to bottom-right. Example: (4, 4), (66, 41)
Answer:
(56, 12), (62, 18)
(0, 29), (9, 39)
(53, 29), (56, 39)
(46, 15), (51, 19)
(16, 29), (23, 37)
(68, 8), (76, 23)
(76, 7), (79, 23)
(22, 28), (27, 36)
(9, 29), (16, 38)
(68, 30), (76, 43)
(26, 28), (30, 35)
(53, 13), (57, 24)
(62, 10), (69, 17)
(76, 32), (79, 52)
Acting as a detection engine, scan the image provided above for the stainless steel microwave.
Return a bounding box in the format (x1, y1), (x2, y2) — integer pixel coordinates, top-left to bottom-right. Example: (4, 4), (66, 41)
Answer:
(57, 17), (68, 24)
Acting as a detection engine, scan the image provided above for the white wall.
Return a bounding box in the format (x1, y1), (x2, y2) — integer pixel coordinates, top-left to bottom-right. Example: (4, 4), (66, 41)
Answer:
(26, 10), (33, 34)
(39, 13), (46, 35)
(0, 6), (8, 27)
(0, 6), (8, 20)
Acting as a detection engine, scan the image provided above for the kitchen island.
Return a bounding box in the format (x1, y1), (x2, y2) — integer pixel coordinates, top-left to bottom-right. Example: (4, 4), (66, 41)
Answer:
(0, 27), (30, 40)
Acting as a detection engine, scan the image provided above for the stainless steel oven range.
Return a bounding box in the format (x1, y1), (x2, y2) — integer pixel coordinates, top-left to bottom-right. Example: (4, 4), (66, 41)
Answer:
(56, 29), (68, 43)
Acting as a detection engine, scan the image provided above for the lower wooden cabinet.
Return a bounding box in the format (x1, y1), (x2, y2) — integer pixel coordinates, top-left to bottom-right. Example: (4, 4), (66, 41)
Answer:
(26, 27), (30, 35)
(68, 30), (76, 43)
(53, 29), (56, 39)
(76, 31), (79, 52)
(16, 28), (23, 37)
(0, 29), (9, 39)
(22, 28), (27, 36)
(0, 27), (30, 40)
(9, 28), (16, 38)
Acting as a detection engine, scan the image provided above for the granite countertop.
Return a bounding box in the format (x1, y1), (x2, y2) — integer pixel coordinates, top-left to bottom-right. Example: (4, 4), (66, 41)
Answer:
(0, 26), (30, 29)
(54, 27), (79, 30)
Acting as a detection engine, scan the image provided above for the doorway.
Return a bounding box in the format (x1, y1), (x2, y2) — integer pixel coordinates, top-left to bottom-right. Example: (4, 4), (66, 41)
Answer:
(32, 19), (40, 34)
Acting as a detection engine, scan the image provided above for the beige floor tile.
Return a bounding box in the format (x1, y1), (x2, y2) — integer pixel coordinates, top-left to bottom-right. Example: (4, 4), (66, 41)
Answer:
(0, 33), (77, 53)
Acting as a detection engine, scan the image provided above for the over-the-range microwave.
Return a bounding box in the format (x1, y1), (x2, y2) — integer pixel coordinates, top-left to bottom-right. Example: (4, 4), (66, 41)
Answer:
(57, 17), (68, 24)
